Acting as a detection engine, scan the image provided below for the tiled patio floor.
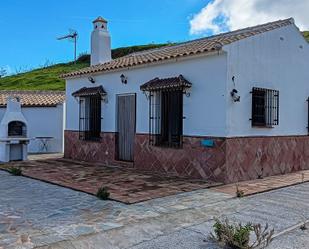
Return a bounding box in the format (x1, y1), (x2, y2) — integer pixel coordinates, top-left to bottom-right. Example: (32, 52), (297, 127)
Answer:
(213, 170), (309, 196)
(2, 156), (308, 204)
(1, 158), (220, 204)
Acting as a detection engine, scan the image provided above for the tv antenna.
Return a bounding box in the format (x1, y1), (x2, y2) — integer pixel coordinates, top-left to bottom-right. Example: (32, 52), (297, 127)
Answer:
(57, 29), (78, 64)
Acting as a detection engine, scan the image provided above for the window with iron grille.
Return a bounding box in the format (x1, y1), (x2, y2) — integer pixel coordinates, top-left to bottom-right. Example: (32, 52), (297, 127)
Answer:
(251, 87), (279, 127)
(149, 89), (183, 148)
(79, 95), (102, 141)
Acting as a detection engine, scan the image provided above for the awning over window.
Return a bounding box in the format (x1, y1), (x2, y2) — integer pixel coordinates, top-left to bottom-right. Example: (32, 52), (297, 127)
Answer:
(72, 86), (107, 98)
(140, 75), (192, 92)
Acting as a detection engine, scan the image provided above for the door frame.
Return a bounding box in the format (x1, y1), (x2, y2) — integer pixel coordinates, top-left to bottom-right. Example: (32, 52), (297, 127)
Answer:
(115, 93), (136, 162)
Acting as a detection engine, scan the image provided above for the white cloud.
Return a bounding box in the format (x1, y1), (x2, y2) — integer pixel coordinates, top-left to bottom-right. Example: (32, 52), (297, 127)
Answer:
(190, 0), (309, 35)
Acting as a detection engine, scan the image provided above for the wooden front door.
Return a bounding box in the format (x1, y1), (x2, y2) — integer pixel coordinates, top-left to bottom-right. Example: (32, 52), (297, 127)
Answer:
(117, 94), (136, 162)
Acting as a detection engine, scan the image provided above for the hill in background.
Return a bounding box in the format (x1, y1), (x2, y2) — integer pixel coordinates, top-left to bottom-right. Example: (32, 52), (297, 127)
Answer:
(0, 32), (308, 91)
(0, 44), (169, 91)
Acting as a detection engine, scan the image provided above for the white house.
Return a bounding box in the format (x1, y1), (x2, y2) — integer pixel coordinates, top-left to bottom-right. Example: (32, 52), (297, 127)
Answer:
(0, 91), (65, 159)
(62, 17), (309, 183)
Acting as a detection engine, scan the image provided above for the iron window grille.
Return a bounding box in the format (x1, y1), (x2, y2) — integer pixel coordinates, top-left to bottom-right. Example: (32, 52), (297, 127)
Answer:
(149, 89), (183, 148)
(251, 87), (279, 127)
(79, 94), (102, 141)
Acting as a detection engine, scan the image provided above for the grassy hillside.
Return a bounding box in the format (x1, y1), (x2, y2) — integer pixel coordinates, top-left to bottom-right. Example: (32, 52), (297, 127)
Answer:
(0, 44), (169, 91)
(0, 63), (89, 91)
(0, 32), (308, 91)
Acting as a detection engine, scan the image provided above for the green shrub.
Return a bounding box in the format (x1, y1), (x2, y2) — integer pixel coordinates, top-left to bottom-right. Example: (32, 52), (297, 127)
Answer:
(236, 185), (245, 198)
(210, 218), (274, 249)
(8, 167), (22, 176)
(96, 186), (110, 200)
(300, 222), (307, 231)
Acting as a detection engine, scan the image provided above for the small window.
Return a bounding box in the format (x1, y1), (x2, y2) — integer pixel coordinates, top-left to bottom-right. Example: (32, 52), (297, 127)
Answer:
(149, 90), (183, 148)
(251, 87), (279, 127)
(79, 95), (102, 141)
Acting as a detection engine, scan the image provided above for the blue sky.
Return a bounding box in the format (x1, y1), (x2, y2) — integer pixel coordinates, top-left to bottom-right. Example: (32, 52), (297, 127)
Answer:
(2, 0), (308, 74)
(0, 0), (212, 73)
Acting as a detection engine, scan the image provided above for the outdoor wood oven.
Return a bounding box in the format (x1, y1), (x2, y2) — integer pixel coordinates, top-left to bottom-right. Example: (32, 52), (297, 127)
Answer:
(0, 97), (30, 162)
(8, 121), (27, 137)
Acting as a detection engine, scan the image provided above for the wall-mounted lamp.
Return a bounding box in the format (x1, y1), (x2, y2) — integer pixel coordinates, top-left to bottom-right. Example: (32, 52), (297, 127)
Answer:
(88, 76), (95, 84)
(230, 76), (240, 102)
(231, 89), (240, 102)
(120, 74), (128, 84)
(142, 90), (150, 100)
(102, 96), (108, 104)
(184, 90), (191, 98)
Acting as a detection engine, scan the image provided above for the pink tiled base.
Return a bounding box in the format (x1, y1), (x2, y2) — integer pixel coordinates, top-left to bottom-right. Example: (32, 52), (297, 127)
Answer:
(64, 131), (227, 182)
(134, 134), (227, 183)
(64, 131), (309, 184)
(64, 131), (116, 164)
(225, 136), (309, 183)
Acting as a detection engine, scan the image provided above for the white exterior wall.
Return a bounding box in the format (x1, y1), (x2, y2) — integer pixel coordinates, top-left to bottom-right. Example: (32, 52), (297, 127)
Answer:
(224, 24), (309, 137)
(66, 54), (228, 137)
(0, 105), (64, 153)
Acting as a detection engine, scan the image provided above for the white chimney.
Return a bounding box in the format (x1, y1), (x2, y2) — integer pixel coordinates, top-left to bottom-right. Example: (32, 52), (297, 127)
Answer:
(91, 16), (112, 66)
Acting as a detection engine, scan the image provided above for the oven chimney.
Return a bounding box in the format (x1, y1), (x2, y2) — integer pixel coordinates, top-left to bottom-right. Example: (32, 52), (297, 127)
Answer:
(91, 16), (112, 66)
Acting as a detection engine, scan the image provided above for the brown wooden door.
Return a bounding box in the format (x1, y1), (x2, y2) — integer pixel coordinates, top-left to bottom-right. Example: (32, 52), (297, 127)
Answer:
(117, 94), (136, 162)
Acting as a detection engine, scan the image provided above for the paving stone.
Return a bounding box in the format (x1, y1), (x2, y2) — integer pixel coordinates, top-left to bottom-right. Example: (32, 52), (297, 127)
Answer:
(0, 170), (230, 249)
(1, 169), (309, 249)
(214, 170), (309, 196)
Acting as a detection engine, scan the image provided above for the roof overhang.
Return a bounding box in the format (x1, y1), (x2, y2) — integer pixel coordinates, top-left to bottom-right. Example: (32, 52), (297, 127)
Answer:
(72, 86), (107, 98)
(140, 75), (192, 92)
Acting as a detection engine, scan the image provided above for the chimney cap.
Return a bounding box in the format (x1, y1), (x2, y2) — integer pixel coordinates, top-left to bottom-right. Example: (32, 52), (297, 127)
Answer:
(93, 16), (108, 24)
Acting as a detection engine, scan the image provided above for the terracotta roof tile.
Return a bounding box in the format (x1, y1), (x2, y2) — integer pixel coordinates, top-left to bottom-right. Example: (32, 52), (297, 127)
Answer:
(140, 75), (192, 91)
(0, 91), (65, 107)
(62, 18), (294, 79)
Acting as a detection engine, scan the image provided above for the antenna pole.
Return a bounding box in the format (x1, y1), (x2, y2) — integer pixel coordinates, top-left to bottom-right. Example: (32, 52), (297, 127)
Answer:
(74, 35), (77, 64)
(57, 30), (78, 64)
